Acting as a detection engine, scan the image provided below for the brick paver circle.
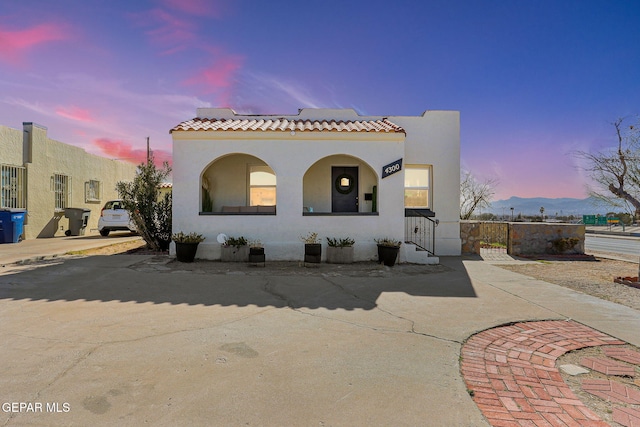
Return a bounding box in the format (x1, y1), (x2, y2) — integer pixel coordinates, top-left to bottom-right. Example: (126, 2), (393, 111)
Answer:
(460, 320), (630, 427)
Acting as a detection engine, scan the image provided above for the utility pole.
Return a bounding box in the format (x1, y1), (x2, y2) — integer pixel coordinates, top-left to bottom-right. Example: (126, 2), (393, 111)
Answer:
(146, 137), (150, 164)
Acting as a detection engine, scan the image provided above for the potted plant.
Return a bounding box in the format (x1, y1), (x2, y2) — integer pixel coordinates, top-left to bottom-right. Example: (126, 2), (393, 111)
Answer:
(326, 237), (355, 264)
(300, 232), (321, 264)
(375, 238), (402, 267)
(248, 239), (265, 265)
(173, 232), (205, 263)
(221, 236), (249, 262)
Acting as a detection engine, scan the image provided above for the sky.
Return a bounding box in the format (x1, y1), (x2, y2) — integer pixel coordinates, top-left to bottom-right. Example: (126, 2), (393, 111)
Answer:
(2, 0), (640, 200)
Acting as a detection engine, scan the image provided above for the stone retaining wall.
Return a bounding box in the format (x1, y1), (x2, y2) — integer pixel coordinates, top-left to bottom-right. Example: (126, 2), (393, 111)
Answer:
(460, 221), (585, 256)
(460, 221), (482, 254)
(509, 223), (585, 255)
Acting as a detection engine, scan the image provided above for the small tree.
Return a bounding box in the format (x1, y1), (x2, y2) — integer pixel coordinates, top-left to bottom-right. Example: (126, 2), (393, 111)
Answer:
(116, 157), (172, 251)
(460, 170), (498, 220)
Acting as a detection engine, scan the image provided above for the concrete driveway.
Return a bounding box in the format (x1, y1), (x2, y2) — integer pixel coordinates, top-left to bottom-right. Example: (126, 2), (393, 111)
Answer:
(0, 253), (638, 426)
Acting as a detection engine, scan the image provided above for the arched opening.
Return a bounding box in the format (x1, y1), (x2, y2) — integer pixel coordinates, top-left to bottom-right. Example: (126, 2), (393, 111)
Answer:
(200, 154), (276, 214)
(302, 154), (378, 214)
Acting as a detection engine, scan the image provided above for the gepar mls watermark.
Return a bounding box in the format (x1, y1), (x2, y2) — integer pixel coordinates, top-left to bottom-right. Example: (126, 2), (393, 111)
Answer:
(2, 402), (70, 413)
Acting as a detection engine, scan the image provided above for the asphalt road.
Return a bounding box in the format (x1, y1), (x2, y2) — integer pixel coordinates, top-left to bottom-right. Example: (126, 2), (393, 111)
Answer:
(585, 233), (640, 257)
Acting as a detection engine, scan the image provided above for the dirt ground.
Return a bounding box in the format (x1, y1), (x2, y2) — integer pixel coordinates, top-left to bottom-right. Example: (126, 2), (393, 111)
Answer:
(497, 257), (640, 312)
(556, 344), (640, 426)
(74, 238), (149, 256)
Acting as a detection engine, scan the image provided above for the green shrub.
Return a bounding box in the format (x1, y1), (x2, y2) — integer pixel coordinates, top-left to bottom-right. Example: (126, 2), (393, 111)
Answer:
(550, 237), (580, 254)
(300, 232), (320, 244)
(326, 237), (355, 247)
(224, 236), (247, 248)
(116, 157), (172, 251)
(375, 238), (402, 248)
(202, 190), (213, 212)
(172, 232), (205, 244)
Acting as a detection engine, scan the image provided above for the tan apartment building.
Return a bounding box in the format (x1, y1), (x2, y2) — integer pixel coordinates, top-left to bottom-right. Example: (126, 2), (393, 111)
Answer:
(0, 122), (137, 240)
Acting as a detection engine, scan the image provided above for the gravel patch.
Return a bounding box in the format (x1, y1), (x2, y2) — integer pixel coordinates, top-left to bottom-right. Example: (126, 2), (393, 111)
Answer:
(497, 257), (640, 311)
(556, 344), (640, 426)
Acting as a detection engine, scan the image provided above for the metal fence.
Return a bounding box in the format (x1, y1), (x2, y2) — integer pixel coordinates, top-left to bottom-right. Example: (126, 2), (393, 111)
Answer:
(478, 222), (509, 254)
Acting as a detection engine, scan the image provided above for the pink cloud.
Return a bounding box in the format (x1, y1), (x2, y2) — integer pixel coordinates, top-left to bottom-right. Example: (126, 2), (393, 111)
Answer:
(132, 2), (231, 54)
(183, 55), (243, 100)
(146, 8), (194, 52)
(0, 23), (68, 66)
(131, 7), (203, 55)
(94, 138), (172, 166)
(56, 105), (94, 122)
(160, 0), (226, 17)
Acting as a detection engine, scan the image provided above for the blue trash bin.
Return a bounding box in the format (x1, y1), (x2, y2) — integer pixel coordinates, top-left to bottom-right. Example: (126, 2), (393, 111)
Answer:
(0, 209), (27, 243)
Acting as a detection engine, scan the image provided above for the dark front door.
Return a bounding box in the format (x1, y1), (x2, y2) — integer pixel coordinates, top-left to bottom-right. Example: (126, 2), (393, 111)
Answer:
(332, 167), (358, 212)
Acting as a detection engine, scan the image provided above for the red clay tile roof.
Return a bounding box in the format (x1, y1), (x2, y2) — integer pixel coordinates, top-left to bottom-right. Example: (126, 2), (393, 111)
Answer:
(170, 117), (405, 134)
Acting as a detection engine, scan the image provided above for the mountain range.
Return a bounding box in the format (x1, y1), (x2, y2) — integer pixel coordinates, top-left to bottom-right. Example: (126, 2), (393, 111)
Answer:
(487, 196), (613, 217)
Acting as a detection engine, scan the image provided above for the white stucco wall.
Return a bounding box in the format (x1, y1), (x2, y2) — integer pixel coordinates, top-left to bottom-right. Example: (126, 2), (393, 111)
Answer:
(389, 111), (461, 255)
(172, 108), (461, 261)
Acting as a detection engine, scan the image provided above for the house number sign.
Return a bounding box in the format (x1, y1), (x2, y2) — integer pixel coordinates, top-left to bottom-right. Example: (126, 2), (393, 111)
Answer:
(382, 158), (402, 179)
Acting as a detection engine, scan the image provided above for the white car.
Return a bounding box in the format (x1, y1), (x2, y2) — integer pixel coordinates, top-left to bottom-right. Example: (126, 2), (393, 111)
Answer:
(97, 200), (137, 236)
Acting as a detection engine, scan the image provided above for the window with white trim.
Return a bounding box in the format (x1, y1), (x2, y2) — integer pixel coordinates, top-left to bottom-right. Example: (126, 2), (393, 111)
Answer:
(404, 165), (431, 208)
(85, 180), (101, 202)
(53, 174), (71, 210)
(248, 165), (276, 206)
(1, 164), (26, 209)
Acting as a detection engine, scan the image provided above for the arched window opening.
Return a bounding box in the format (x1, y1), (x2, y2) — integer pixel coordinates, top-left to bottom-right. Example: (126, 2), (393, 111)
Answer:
(200, 154), (276, 215)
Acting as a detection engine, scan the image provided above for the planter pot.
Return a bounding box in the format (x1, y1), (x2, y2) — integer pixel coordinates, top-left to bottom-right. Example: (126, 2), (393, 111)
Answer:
(221, 245), (249, 262)
(175, 242), (200, 263)
(249, 247), (265, 256)
(326, 246), (354, 264)
(249, 247), (265, 265)
(304, 243), (322, 263)
(159, 238), (171, 252)
(377, 244), (400, 267)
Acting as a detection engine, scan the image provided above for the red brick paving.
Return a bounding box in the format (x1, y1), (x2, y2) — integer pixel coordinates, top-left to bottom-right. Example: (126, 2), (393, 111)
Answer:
(582, 379), (640, 404)
(461, 320), (627, 427)
(613, 406), (640, 427)
(580, 356), (636, 377)
(604, 346), (640, 365)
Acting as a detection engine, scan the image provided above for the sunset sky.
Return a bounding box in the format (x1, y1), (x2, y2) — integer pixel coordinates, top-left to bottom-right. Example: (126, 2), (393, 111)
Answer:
(2, 0), (639, 200)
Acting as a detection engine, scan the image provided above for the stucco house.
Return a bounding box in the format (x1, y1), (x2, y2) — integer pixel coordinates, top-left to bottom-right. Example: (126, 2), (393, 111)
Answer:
(0, 122), (137, 240)
(170, 108), (461, 263)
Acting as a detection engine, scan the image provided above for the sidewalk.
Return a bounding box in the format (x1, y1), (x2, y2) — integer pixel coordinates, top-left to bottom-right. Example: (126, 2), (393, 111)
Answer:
(0, 233), (142, 266)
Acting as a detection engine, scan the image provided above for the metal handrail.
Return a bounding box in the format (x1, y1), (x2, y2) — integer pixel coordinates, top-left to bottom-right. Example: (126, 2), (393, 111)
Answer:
(404, 209), (437, 256)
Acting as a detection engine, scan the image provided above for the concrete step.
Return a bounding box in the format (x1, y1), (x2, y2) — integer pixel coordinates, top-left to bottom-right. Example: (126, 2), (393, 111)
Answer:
(400, 243), (439, 264)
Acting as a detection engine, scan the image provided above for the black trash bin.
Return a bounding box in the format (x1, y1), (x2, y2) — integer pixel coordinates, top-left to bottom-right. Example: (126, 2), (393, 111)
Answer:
(64, 208), (91, 236)
(0, 209), (27, 243)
